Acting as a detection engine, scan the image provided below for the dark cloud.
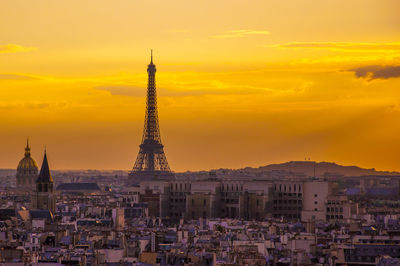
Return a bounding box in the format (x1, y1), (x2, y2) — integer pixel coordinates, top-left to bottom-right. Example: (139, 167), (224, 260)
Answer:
(0, 74), (37, 80)
(351, 65), (400, 80)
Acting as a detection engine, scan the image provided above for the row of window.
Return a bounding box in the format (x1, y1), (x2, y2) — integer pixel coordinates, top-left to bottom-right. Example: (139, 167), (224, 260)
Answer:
(273, 214), (301, 218)
(170, 183), (191, 191)
(327, 207), (343, 212)
(326, 215), (344, 219)
(274, 184), (302, 193)
(221, 183), (243, 192)
(274, 199), (302, 204)
(273, 206), (302, 211)
(326, 200), (344, 205)
(170, 198), (186, 203)
(221, 198), (239, 204)
(275, 193), (302, 198)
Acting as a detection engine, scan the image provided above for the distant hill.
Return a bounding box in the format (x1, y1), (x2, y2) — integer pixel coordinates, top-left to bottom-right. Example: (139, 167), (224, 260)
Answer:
(239, 161), (399, 177)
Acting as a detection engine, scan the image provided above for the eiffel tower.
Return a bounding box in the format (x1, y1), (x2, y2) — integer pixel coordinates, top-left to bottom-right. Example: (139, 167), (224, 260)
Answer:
(128, 51), (174, 184)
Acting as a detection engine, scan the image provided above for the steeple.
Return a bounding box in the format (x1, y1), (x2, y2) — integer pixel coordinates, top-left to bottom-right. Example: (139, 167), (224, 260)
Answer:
(33, 148), (55, 215)
(24, 138), (31, 157)
(37, 149), (53, 183)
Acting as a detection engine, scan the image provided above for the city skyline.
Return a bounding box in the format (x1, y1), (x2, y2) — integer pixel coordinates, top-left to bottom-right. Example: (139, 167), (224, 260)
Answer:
(1, 0), (400, 172)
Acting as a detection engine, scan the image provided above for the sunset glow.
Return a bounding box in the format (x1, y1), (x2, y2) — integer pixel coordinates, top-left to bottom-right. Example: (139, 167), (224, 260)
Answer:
(1, 0), (400, 171)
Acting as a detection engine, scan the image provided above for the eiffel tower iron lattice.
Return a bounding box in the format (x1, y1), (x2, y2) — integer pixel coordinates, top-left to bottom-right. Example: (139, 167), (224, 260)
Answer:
(129, 51), (174, 183)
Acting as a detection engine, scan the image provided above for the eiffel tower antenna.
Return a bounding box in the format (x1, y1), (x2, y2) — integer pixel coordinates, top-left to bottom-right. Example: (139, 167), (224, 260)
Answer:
(128, 52), (174, 184)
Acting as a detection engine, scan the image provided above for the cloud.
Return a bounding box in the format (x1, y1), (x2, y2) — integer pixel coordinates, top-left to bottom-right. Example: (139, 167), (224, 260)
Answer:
(350, 65), (400, 80)
(0, 102), (51, 110)
(0, 44), (37, 54)
(95, 83), (274, 98)
(0, 74), (37, 80)
(94, 85), (146, 97)
(272, 42), (400, 52)
(213, 30), (270, 39)
(25, 103), (50, 109)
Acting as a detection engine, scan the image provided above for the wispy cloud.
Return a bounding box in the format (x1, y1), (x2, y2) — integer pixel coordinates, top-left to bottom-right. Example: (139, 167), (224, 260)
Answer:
(350, 65), (400, 81)
(94, 85), (145, 97)
(272, 42), (400, 52)
(94, 82), (274, 98)
(0, 74), (37, 80)
(0, 44), (37, 54)
(213, 30), (270, 39)
(0, 102), (53, 110)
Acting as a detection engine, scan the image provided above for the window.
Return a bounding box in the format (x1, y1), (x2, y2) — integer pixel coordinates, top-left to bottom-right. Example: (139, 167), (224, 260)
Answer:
(203, 199), (206, 206)
(314, 194), (318, 197)
(314, 201), (318, 205)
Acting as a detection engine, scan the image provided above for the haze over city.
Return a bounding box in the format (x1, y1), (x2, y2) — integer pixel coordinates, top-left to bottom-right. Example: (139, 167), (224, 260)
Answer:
(1, 0), (400, 172)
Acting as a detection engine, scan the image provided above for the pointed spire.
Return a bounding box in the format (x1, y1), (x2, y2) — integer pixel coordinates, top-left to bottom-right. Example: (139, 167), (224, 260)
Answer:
(37, 148), (53, 183)
(25, 138), (31, 157)
(150, 49), (153, 64)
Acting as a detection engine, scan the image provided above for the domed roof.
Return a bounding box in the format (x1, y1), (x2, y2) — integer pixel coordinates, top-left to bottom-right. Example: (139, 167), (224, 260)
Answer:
(17, 140), (38, 170)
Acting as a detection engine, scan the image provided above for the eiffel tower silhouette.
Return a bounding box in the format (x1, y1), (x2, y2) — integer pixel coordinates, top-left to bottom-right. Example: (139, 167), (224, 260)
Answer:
(128, 51), (174, 184)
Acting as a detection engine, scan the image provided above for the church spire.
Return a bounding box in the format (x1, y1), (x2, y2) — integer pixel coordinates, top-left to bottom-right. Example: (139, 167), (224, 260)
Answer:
(25, 138), (31, 157)
(37, 148), (53, 183)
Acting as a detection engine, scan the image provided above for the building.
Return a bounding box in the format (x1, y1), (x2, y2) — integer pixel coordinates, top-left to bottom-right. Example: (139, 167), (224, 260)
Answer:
(32, 150), (56, 215)
(272, 181), (304, 220)
(16, 140), (38, 191)
(56, 182), (101, 194)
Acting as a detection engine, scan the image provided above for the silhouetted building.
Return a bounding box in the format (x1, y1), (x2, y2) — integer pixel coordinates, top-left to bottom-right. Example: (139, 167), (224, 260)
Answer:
(32, 150), (56, 215)
(56, 182), (101, 194)
(128, 51), (174, 185)
(16, 140), (38, 191)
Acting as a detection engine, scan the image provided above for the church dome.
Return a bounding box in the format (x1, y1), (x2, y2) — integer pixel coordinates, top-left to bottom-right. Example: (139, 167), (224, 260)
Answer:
(17, 141), (38, 172)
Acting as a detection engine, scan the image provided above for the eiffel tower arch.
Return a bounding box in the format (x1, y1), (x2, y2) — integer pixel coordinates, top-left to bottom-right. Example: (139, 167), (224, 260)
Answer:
(128, 51), (175, 185)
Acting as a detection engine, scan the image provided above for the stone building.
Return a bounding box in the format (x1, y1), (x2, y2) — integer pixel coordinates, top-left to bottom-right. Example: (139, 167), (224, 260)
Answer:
(16, 140), (38, 191)
(272, 181), (304, 219)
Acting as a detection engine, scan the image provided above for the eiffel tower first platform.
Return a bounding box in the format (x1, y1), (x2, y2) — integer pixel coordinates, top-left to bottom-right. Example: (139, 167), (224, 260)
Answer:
(128, 51), (175, 185)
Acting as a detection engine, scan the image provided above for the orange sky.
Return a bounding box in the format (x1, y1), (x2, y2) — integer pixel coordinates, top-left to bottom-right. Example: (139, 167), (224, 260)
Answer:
(1, 0), (400, 172)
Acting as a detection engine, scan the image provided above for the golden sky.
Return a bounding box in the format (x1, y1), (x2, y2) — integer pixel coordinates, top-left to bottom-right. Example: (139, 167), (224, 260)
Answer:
(1, 0), (400, 171)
